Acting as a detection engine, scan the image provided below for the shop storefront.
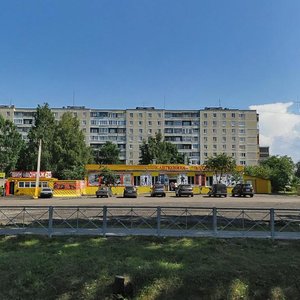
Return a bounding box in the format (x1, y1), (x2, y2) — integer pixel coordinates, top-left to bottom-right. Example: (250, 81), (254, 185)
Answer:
(85, 164), (222, 195)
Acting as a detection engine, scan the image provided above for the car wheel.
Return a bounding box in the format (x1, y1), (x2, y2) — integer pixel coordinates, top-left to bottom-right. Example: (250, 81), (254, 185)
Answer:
(97, 195), (99, 198)
(191, 194), (193, 197)
(250, 194), (254, 197)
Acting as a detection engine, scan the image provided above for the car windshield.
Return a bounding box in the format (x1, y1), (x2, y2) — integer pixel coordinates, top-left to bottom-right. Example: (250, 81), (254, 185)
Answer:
(126, 186), (135, 191)
(154, 184), (164, 189)
(180, 185), (191, 190)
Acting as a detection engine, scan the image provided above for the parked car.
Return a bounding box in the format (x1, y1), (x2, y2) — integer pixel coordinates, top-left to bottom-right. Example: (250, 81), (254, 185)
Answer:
(207, 183), (227, 197)
(151, 184), (166, 197)
(232, 183), (254, 197)
(175, 184), (194, 197)
(39, 187), (53, 198)
(123, 185), (137, 198)
(96, 186), (112, 198)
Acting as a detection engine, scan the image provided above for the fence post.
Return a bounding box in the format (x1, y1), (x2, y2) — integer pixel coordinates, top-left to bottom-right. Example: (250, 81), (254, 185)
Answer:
(270, 208), (275, 239)
(213, 207), (217, 235)
(157, 207), (161, 237)
(48, 206), (53, 238)
(103, 206), (107, 237)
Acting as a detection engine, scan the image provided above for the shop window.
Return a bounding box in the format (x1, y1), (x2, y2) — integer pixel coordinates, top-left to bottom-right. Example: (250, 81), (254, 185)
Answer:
(134, 176), (140, 186)
(18, 182), (25, 188)
(188, 177), (194, 184)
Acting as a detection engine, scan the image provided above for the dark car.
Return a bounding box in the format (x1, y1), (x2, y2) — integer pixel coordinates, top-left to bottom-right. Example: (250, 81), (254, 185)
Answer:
(151, 184), (166, 197)
(39, 187), (53, 198)
(175, 184), (194, 197)
(123, 185), (137, 198)
(96, 186), (112, 198)
(208, 183), (227, 197)
(232, 183), (254, 197)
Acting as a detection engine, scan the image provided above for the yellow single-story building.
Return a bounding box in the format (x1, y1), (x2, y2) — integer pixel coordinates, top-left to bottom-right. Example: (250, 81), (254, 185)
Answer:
(85, 164), (271, 195)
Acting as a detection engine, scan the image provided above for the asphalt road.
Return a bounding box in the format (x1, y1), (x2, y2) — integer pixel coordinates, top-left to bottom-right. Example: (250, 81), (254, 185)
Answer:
(0, 193), (300, 209)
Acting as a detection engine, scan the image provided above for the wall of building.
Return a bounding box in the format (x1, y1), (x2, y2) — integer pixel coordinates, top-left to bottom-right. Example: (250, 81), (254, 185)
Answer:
(0, 105), (260, 166)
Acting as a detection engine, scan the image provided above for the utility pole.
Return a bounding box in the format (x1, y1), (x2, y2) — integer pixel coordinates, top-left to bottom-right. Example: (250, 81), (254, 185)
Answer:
(33, 139), (42, 199)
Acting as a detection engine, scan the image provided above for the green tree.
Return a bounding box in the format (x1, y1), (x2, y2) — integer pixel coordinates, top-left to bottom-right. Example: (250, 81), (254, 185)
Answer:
(261, 155), (295, 192)
(20, 103), (57, 171)
(139, 133), (185, 164)
(244, 165), (271, 179)
(295, 161), (300, 178)
(99, 167), (118, 186)
(95, 141), (120, 164)
(0, 115), (23, 174)
(205, 154), (236, 182)
(52, 112), (94, 179)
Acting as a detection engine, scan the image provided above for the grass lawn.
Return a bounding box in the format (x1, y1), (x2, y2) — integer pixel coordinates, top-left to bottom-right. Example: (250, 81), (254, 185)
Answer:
(0, 236), (299, 300)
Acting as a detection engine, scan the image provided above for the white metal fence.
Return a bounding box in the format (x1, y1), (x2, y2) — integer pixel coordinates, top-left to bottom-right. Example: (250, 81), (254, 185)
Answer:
(0, 206), (299, 239)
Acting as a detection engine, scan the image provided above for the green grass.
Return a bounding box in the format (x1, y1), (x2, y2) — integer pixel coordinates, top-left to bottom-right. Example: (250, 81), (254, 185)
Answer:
(0, 236), (299, 299)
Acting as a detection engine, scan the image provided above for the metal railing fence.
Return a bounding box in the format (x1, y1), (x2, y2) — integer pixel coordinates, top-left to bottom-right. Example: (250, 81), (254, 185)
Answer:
(0, 206), (299, 239)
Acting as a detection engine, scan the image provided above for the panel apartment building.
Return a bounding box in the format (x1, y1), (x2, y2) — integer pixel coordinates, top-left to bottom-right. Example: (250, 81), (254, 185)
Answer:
(0, 105), (259, 166)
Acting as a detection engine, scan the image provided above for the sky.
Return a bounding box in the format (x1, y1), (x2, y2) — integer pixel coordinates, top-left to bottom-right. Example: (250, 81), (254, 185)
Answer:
(1, 0), (300, 161)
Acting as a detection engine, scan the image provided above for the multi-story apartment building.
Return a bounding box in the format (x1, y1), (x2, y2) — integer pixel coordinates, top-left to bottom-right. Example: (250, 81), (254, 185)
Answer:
(0, 105), (260, 166)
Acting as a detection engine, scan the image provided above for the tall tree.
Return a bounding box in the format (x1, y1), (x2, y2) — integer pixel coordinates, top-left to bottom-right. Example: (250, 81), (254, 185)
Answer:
(21, 103), (57, 171)
(244, 165), (271, 179)
(95, 141), (120, 164)
(52, 112), (94, 179)
(295, 161), (300, 179)
(0, 115), (23, 174)
(205, 154), (236, 182)
(139, 133), (185, 164)
(261, 155), (295, 192)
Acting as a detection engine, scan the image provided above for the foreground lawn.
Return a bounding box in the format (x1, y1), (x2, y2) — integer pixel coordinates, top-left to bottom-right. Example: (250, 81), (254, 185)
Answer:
(0, 236), (299, 299)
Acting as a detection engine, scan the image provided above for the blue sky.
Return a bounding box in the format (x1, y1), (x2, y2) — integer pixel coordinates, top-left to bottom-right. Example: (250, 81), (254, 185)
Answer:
(1, 0), (300, 111)
(1, 0), (300, 160)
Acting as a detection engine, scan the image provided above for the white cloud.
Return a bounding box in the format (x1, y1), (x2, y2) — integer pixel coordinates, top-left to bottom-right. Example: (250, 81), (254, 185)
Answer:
(249, 102), (300, 163)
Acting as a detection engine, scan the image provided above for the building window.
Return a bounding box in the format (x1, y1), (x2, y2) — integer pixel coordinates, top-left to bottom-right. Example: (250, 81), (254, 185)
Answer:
(130, 129), (133, 134)
(222, 128), (226, 134)
(232, 145), (236, 149)
(204, 113), (207, 118)
(231, 121), (236, 127)
(222, 137), (226, 142)
(222, 113), (226, 118)
(139, 121), (142, 126)
(213, 121), (217, 126)
(139, 129), (143, 133)
(204, 137), (208, 142)
(130, 121), (133, 126)
(213, 144), (217, 149)
(232, 129), (236, 134)
(213, 113), (217, 118)
(158, 113), (162, 118)
(213, 137), (217, 142)
(240, 160), (246, 165)
(148, 121), (152, 126)
(130, 113), (133, 117)
(203, 129), (207, 134)
(232, 113), (236, 118)
(139, 113), (143, 118)
(203, 121), (208, 126)
(222, 144), (226, 150)
(148, 113), (152, 118)
(213, 129), (217, 134)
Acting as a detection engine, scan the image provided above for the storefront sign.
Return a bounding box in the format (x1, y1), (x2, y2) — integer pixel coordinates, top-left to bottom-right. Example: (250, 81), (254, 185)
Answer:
(11, 171), (52, 178)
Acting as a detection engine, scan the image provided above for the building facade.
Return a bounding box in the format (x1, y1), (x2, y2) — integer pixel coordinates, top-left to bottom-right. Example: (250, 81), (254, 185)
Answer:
(0, 105), (260, 166)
